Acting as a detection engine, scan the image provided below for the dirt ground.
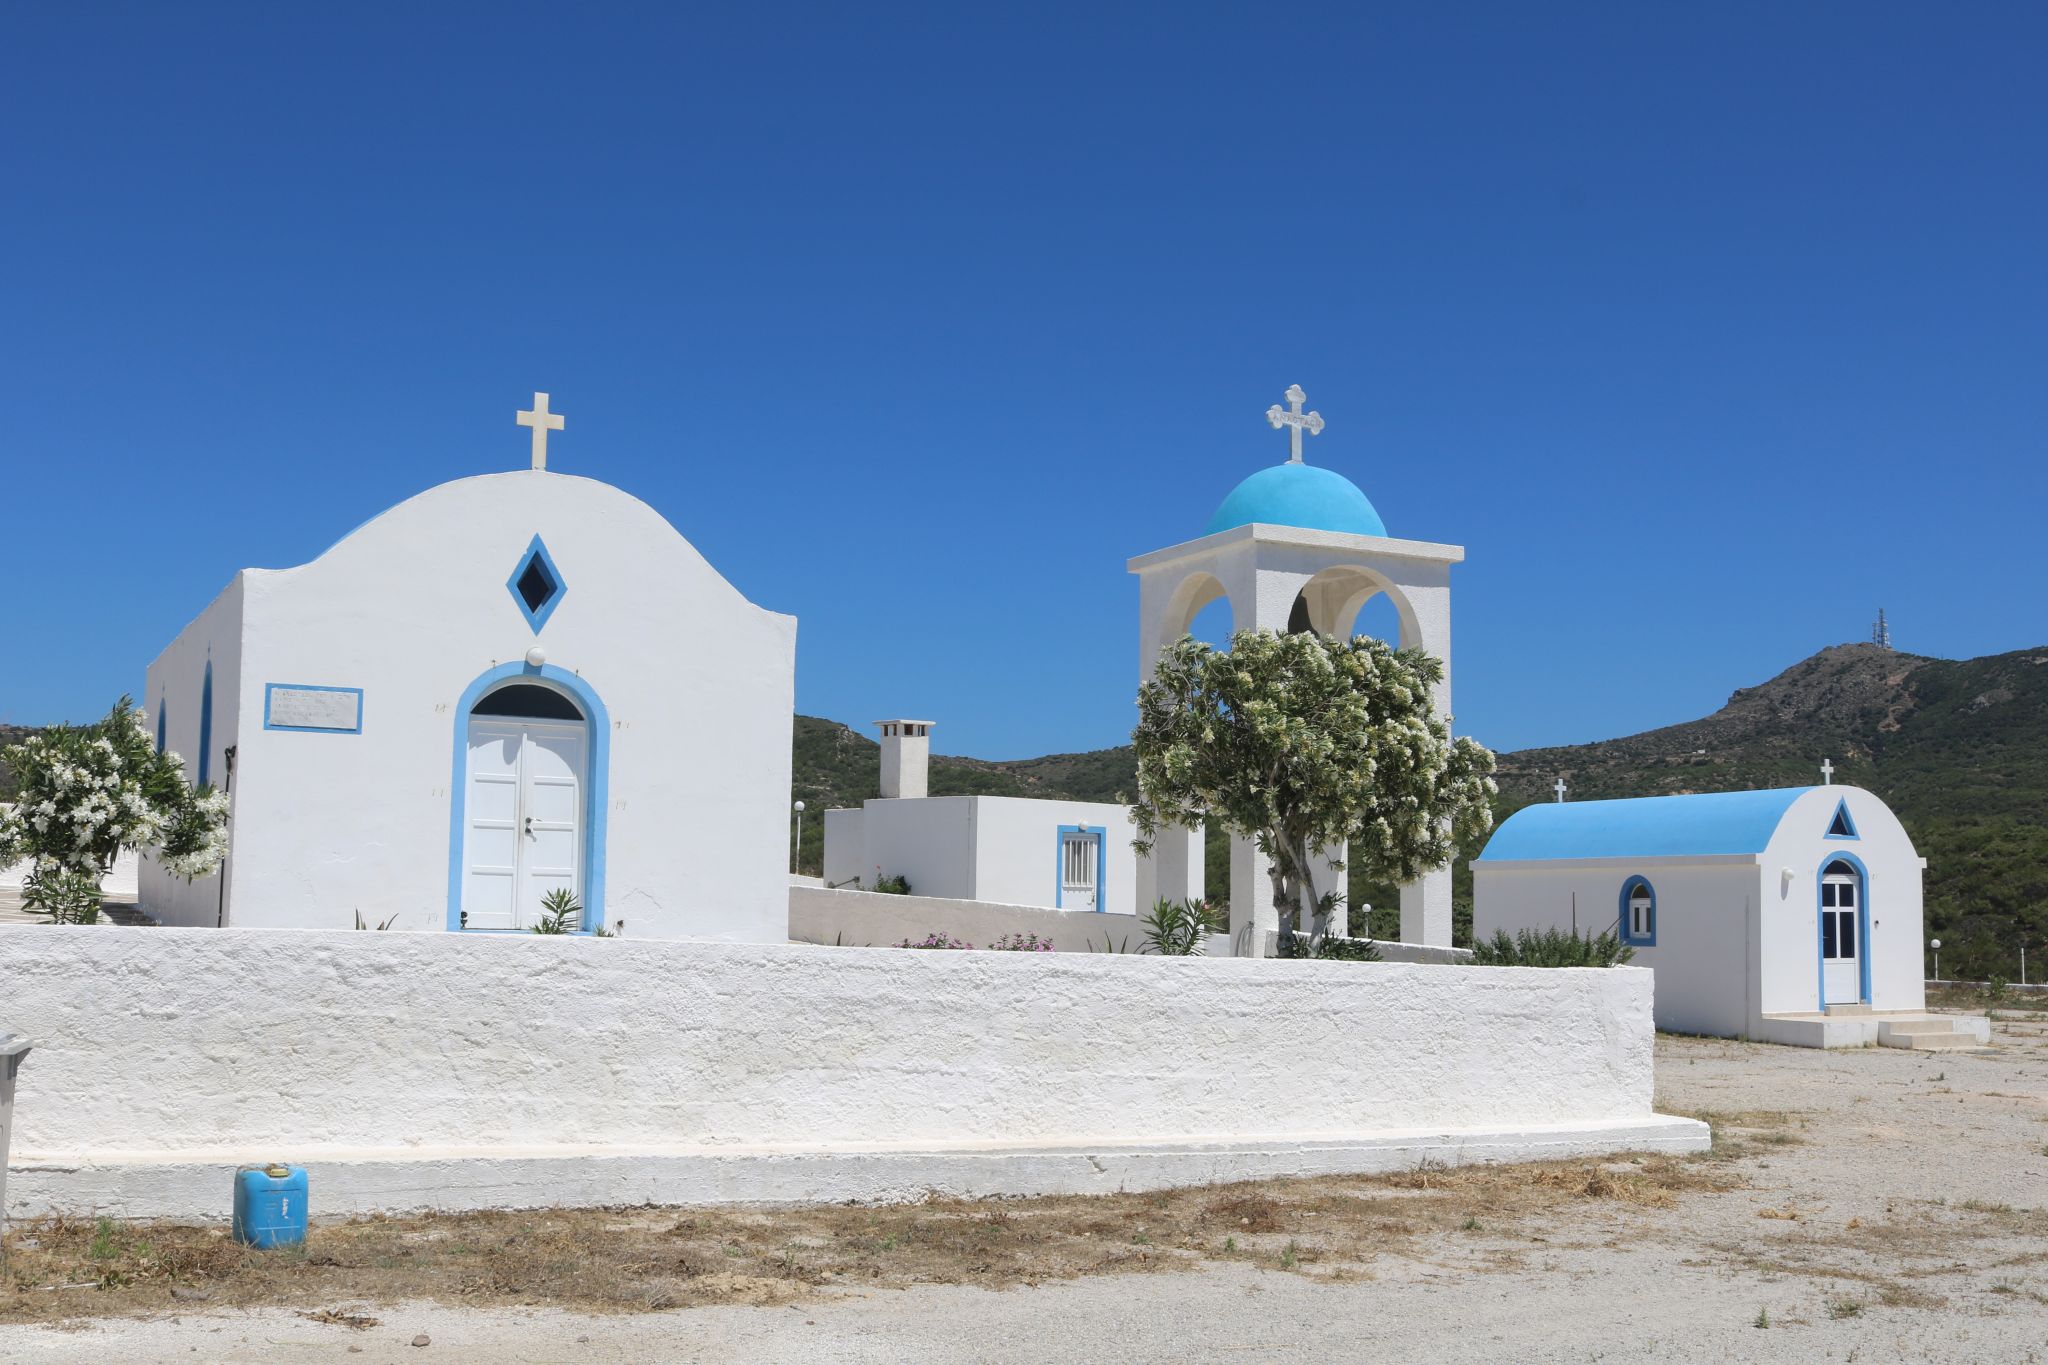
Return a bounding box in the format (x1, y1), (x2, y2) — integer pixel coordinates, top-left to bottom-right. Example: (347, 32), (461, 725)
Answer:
(3, 990), (2045, 1362)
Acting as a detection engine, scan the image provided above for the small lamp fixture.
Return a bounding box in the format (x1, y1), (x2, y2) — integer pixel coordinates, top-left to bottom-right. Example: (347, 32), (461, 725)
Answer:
(525, 646), (547, 668)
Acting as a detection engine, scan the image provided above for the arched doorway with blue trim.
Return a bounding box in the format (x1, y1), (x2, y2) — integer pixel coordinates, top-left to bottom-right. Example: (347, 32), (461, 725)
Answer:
(446, 663), (609, 933)
(1817, 853), (1871, 1007)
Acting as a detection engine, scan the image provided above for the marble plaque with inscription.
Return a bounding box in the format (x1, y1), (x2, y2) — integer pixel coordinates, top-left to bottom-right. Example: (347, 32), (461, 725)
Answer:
(267, 686), (362, 732)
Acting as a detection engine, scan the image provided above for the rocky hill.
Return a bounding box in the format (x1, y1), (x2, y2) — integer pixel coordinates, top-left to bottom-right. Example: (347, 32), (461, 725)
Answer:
(796, 643), (2048, 979)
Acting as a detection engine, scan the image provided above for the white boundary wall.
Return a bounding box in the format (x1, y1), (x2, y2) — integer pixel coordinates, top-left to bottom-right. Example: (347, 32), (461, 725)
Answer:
(2, 926), (1705, 1219)
(790, 883), (1148, 950)
(790, 884), (1474, 963)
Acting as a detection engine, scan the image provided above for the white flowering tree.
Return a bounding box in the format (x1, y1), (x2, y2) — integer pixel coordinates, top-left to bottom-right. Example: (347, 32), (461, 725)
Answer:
(0, 696), (229, 923)
(1130, 630), (1497, 955)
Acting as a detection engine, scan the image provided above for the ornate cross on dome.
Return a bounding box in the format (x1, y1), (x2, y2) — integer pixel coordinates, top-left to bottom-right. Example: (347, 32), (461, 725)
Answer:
(1266, 384), (1324, 464)
(517, 392), (565, 471)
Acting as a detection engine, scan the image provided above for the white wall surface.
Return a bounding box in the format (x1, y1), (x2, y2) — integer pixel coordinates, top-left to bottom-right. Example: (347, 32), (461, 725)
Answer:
(138, 471), (795, 941)
(1, 926), (1702, 1217)
(820, 807), (866, 888)
(970, 797), (1139, 915)
(854, 797), (979, 898)
(1474, 860), (1760, 1039)
(140, 576), (244, 927)
(1758, 787), (1926, 1016)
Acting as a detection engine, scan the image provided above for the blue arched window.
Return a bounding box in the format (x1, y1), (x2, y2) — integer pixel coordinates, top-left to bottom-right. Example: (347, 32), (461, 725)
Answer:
(1619, 876), (1657, 947)
(197, 662), (214, 787)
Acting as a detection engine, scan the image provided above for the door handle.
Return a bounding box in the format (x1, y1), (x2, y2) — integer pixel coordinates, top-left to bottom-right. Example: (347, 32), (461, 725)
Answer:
(524, 816), (536, 839)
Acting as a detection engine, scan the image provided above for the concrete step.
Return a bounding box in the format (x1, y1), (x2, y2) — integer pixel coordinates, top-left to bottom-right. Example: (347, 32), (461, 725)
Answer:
(1882, 1019), (1961, 1037)
(1825, 1003), (1875, 1016)
(1884, 1033), (1981, 1051)
(1877, 1017), (1982, 1050)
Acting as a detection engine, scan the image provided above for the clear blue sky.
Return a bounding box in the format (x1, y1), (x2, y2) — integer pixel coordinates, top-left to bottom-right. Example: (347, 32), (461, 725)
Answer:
(4, 4), (2043, 759)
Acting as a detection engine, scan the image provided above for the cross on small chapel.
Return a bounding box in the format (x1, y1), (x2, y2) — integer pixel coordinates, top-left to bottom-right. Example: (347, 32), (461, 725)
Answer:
(1554, 778), (1568, 803)
(517, 392), (566, 471)
(1820, 758), (1835, 786)
(1266, 384), (1325, 464)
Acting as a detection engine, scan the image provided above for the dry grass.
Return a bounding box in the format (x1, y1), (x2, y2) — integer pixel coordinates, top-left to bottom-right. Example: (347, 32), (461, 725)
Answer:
(1658, 1108), (1806, 1162)
(0, 1154), (1735, 1324)
(1694, 1199), (2048, 1313)
(1926, 983), (2048, 1014)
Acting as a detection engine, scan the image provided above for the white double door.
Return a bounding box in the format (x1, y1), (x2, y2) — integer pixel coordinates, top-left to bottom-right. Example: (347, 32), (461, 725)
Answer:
(462, 718), (585, 930)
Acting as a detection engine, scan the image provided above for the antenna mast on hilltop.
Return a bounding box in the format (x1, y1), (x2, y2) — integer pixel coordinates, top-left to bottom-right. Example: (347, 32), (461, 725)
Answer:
(1872, 608), (1892, 651)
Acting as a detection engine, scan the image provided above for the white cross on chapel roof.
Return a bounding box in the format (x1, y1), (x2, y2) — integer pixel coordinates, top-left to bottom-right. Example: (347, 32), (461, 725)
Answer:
(1820, 758), (1835, 786)
(517, 392), (565, 471)
(1266, 384), (1324, 464)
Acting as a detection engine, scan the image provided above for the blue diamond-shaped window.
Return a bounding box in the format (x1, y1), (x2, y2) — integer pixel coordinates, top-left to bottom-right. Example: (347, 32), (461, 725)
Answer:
(507, 535), (566, 632)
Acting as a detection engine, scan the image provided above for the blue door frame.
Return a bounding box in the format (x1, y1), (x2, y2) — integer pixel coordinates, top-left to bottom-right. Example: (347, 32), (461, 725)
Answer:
(446, 662), (609, 934)
(1054, 824), (1109, 911)
(1814, 852), (1872, 1007)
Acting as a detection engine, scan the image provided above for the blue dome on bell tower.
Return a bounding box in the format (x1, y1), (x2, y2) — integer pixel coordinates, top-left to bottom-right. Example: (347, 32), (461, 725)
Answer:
(1204, 384), (1387, 538)
(1204, 462), (1388, 538)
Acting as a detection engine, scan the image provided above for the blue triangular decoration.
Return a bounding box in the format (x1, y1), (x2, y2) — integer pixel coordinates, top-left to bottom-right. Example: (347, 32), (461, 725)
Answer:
(1825, 798), (1858, 839)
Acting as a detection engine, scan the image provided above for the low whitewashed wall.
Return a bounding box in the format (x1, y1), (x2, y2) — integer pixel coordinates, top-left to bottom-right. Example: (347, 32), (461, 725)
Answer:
(790, 883), (1148, 950)
(2, 925), (1704, 1218)
(792, 887), (1475, 963)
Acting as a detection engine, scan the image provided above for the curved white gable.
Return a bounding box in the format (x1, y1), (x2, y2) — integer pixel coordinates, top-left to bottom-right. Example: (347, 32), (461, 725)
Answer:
(143, 468), (796, 942)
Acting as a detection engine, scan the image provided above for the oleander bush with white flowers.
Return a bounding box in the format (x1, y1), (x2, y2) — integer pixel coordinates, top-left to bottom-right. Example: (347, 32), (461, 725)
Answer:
(0, 696), (229, 923)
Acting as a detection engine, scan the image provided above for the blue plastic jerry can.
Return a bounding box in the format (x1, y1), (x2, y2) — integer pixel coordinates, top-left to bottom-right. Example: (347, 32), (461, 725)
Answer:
(232, 1164), (308, 1249)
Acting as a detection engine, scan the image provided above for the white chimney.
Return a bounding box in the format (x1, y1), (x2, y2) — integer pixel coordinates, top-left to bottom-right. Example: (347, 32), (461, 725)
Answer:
(874, 719), (934, 800)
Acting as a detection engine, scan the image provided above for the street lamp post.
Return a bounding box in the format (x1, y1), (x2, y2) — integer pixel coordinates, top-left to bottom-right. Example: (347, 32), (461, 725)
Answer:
(1930, 938), (1942, 983)
(792, 800), (806, 873)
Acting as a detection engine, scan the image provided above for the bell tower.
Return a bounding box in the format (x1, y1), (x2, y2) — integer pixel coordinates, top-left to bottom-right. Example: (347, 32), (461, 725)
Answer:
(1127, 385), (1465, 952)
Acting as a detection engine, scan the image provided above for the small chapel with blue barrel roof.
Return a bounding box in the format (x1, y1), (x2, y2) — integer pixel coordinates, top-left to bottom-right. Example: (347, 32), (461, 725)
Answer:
(1473, 780), (1987, 1050)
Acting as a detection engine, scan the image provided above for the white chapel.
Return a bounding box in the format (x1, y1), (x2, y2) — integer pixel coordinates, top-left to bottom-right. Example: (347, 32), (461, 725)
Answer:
(142, 395), (796, 939)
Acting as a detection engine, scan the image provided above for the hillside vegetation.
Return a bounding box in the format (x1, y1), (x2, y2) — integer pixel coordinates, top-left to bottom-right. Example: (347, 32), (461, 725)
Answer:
(11, 646), (2038, 979)
(796, 643), (2048, 980)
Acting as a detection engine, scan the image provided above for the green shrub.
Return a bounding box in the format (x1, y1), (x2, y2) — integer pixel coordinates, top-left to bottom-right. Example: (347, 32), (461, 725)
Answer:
(1141, 897), (1222, 955)
(1276, 932), (1384, 962)
(530, 888), (583, 934)
(870, 873), (912, 895)
(1469, 926), (1633, 967)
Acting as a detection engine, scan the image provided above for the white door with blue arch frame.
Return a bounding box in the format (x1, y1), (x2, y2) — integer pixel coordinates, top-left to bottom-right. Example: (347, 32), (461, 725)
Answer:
(462, 717), (585, 930)
(1820, 860), (1863, 1005)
